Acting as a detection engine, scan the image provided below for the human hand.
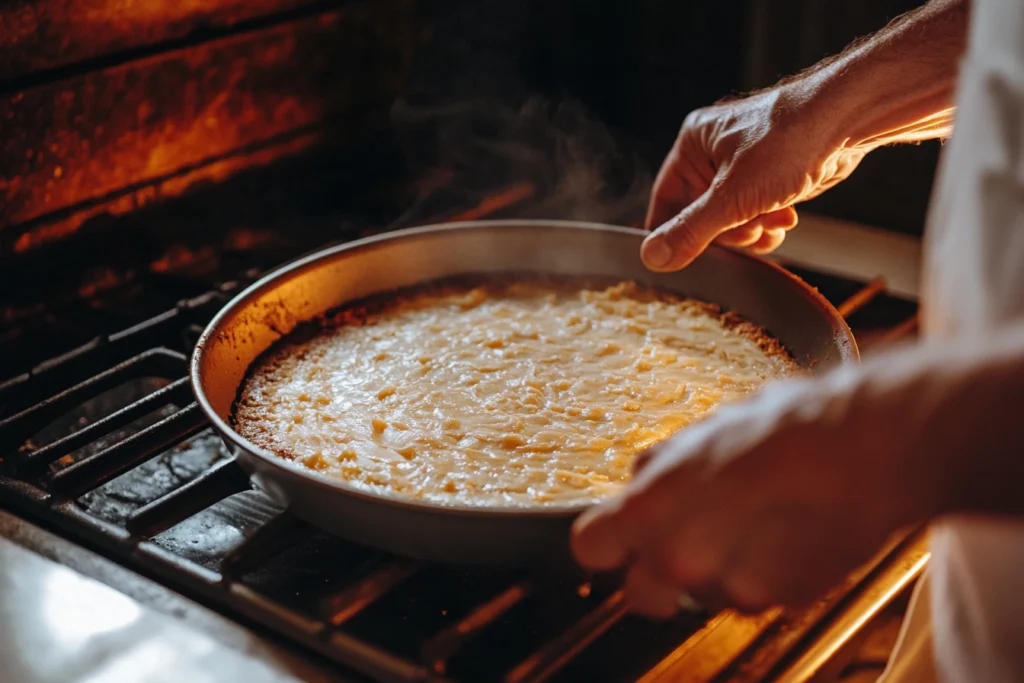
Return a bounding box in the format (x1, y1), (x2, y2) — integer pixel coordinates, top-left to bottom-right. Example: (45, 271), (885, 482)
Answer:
(570, 377), (933, 617)
(641, 85), (866, 271)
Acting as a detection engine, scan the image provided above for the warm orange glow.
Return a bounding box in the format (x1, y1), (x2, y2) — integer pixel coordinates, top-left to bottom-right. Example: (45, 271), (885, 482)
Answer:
(78, 268), (132, 298)
(149, 245), (215, 273)
(447, 182), (536, 222)
(10, 133), (319, 255)
(410, 168), (455, 196)
(224, 228), (273, 251)
(3, 0), (416, 232)
(14, 220), (89, 254)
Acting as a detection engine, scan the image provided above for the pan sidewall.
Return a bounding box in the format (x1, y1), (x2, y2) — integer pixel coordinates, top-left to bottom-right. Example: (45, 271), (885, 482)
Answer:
(192, 220), (858, 563)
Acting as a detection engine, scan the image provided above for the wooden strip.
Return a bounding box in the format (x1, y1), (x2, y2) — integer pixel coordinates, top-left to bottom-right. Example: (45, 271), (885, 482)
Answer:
(0, 0), (340, 81)
(0, 0), (416, 229)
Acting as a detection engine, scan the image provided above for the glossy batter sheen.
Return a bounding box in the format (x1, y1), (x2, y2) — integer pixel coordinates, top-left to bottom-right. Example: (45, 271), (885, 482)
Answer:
(234, 279), (799, 507)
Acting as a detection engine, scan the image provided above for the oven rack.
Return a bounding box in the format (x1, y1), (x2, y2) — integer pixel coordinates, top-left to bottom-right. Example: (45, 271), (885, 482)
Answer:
(0, 263), (924, 683)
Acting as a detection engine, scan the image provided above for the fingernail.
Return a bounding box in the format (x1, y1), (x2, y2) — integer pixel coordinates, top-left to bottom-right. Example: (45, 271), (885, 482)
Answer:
(642, 236), (673, 269)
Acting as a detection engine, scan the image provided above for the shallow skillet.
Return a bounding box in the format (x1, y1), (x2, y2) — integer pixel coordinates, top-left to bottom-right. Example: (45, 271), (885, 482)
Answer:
(191, 220), (857, 566)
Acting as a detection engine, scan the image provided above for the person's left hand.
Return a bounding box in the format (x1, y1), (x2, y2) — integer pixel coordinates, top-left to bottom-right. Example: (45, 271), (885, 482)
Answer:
(571, 377), (932, 616)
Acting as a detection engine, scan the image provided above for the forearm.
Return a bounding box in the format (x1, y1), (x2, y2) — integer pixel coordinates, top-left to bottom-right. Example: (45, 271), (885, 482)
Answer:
(784, 0), (968, 151)
(831, 323), (1024, 521)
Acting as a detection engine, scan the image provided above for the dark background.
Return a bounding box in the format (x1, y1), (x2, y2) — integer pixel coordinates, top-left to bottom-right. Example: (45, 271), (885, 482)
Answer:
(400, 0), (939, 235)
(0, 0), (939, 261)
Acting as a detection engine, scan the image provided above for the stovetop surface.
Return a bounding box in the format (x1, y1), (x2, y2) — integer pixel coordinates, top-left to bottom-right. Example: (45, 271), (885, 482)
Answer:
(0, 155), (920, 682)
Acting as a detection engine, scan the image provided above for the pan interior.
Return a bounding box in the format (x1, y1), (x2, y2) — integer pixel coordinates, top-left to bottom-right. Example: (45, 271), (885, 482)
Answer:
(192, 221), (856, 509)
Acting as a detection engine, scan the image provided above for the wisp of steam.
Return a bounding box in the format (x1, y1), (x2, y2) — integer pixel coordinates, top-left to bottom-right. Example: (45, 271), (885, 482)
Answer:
(384, 0), (652, 232)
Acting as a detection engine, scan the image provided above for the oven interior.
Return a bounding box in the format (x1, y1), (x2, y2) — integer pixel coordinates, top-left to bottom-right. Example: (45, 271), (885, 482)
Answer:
(1, 1), (930, 681)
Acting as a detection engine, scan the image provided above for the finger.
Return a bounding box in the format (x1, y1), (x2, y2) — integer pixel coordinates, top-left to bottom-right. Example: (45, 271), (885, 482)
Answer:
(714, 222), (764, 248)
(647, 515), (733, 589)
(761, 206), (799, 231)
(645, 164), (688, 231)
(746, 227), (787, 254)
(645, 150), (706, 231)
(572, 474), (685, 571)
(681, 583), (732, 615)
(715, 205), (798, 250)
(720, 565), (776, 614)
(623, 560), (680, 619)
(632, 449), (655, 474)
(641, 184), (745, 272)
(571, 499), (634, 571)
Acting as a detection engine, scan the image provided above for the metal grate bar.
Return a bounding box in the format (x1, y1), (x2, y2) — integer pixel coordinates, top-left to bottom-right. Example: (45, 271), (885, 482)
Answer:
(220, 511), (315, 578)
(505, 591), (629, 683)
(0, 348), (186, 448)
(836, 277), (887, 319)
(135, 540), (224, 585)
(324, 559), (420, 627)
(717, 533), (916, 683)
(230, 583), (326, 637)
(639, 609), (784, 683)
(4, 314), (179, 412)
(325, 629), (442, 683)
(47, 402), (208, 498)
(0, 288), (232, 415)
(422, 582), (533, 675)
(55, 499), (135, 546)
(135, 530), (435, 683)
(0, 373), (29, 405)
(773, 533), (929, 683)
(126, 457), (250, 537)
(15, 376), (193, 475)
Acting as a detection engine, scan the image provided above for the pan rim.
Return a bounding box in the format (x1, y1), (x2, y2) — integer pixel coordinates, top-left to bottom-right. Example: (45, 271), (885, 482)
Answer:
(190, 219), (858, 519)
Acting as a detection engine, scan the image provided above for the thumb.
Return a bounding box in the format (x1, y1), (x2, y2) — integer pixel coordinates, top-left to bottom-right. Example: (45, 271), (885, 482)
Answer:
(641, 183), (746, 271)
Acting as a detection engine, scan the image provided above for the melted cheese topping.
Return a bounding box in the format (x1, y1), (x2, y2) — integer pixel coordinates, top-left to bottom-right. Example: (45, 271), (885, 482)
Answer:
(235, 280), (798, 507)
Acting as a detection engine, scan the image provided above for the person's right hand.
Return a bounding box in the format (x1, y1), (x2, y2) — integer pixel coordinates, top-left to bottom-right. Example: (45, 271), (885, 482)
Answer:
(641, 85), (867, 271)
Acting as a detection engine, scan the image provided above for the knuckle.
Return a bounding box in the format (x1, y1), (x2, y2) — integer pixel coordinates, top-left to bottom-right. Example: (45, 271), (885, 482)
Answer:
(680, 108), (703, 134)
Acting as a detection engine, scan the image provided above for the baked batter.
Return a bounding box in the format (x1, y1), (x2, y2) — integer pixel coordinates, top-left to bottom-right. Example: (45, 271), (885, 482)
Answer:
(234, 279), (798, 506)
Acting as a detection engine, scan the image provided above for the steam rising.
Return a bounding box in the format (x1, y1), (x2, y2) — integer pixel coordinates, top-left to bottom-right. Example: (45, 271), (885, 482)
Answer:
(390, 95), (652, 229)
(385, 0), (652, 231)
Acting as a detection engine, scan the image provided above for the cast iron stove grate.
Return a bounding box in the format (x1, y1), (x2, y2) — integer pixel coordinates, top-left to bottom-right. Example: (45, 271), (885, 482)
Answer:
(0, 242), (924, 683)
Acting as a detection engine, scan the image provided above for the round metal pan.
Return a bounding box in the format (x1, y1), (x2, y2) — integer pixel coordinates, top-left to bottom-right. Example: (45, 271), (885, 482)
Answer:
(191, 220), (857, 566)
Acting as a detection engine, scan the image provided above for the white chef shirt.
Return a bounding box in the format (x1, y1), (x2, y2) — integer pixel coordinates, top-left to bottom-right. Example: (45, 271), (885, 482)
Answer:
(881, 1), (1024, 681)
